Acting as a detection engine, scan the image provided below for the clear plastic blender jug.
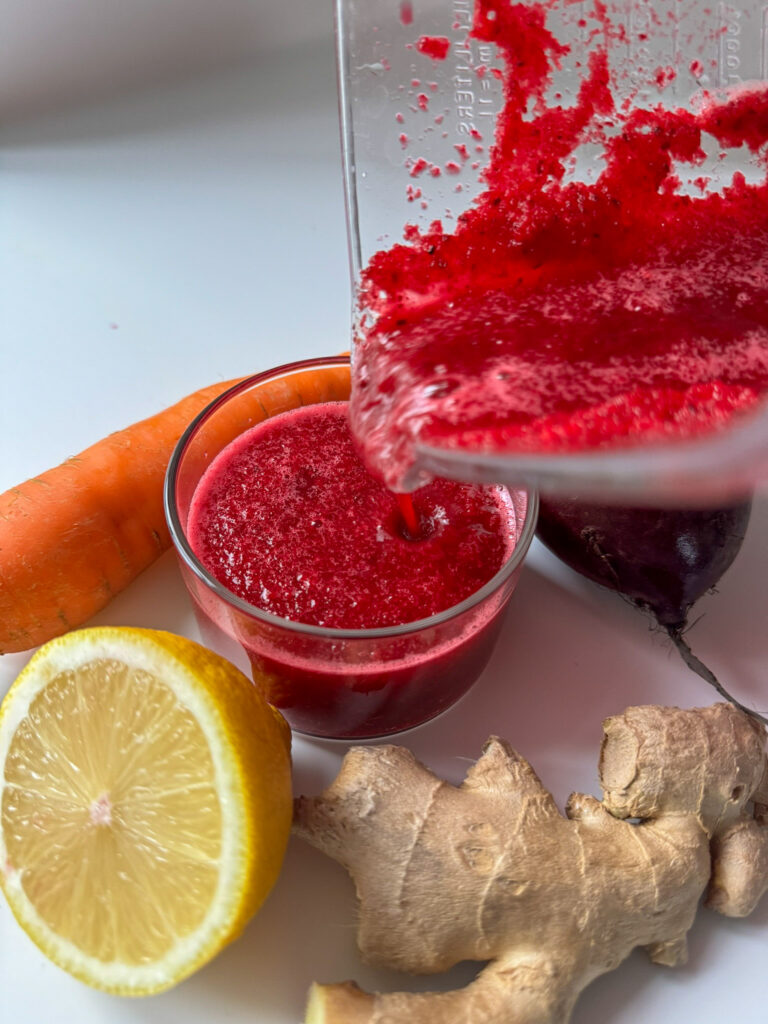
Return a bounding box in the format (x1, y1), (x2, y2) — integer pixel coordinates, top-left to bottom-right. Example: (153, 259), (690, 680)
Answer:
(335, 0), (768, 505)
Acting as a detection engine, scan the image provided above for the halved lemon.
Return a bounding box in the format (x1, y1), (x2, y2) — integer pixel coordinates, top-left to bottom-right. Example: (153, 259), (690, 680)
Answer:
(0, 626), (292, 995)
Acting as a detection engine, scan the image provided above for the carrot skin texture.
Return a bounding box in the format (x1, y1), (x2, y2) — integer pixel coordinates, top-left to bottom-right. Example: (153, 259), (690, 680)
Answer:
(0, 364), (352, 655)
(0, 378), (241, 654)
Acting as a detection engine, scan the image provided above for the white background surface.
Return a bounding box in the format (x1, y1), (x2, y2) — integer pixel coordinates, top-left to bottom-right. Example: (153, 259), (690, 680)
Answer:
(1, 8), (767, 1024)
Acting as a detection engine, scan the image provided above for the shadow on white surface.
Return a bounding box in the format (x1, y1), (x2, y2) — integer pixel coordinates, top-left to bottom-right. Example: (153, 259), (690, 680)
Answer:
(0, 41), (338, 151)
(0, 0), (333, 123)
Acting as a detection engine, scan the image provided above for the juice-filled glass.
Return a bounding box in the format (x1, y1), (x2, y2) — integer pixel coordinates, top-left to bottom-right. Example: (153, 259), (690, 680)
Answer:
(165, 356), (536, 739)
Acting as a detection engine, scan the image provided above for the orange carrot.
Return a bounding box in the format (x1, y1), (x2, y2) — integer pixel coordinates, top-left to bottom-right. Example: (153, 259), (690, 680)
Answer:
(0, 364), (351, 654)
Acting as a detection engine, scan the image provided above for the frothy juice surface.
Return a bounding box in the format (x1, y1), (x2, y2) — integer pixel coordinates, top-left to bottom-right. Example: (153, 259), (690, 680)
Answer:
(350, 0), (768, 490)
(188, 403), (515, 630)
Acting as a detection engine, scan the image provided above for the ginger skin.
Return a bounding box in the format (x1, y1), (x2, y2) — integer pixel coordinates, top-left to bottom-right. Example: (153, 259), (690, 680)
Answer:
(294, 703), (768, 1024)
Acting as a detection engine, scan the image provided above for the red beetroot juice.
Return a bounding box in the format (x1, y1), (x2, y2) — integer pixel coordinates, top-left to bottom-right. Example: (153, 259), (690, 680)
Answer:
(350, 0), (768, 491)
(187, 402), (528, 738)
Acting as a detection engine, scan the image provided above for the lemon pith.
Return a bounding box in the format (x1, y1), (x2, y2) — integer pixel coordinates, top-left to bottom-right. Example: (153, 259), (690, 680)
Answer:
(0, 627), (292, 995)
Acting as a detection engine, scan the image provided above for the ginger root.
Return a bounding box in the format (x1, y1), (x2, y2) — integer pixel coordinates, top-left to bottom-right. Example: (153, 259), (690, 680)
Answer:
(294, 703), (768, 1024)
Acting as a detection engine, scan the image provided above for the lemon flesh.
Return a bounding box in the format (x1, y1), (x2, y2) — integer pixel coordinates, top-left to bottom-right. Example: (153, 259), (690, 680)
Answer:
(0, 627), (292, 995)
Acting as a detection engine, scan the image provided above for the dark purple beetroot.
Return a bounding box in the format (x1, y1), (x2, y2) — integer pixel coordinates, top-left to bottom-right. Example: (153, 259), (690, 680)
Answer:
(536, 499), (752, 628)
(536, 497), (765, 722)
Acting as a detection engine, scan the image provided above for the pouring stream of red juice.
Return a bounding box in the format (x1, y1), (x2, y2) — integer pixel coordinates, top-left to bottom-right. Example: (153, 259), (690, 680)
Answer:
(397, 492), (422, 538)
(344, 0), (768, 503)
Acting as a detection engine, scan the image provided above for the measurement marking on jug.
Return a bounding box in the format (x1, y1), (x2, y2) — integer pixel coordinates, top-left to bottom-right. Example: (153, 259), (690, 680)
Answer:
(452, 0), (472, 34)
(451, 0), (499, 137)
(477, 44), (495, 121)
(453, 0), (473, 135)
(718, 2), (743, 88)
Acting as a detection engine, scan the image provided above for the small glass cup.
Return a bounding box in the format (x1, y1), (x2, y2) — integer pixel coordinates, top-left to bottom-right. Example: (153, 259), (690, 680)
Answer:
(165, 356), (537, 740)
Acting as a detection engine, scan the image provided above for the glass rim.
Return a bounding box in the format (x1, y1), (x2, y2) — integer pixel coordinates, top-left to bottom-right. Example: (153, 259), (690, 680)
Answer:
(164, 355), (539, 641)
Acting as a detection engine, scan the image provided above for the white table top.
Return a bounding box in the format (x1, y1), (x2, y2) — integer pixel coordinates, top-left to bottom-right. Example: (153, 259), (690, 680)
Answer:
(1, 41), (767, 1024)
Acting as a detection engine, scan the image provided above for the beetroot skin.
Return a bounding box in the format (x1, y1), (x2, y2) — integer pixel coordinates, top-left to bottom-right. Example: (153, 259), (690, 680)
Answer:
(536, 499), (752, 629)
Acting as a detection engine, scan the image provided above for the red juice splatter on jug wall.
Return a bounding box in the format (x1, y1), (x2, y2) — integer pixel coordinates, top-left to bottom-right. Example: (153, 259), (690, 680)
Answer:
(350, 0), (768, 491)
(417, 35), (451, 60)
